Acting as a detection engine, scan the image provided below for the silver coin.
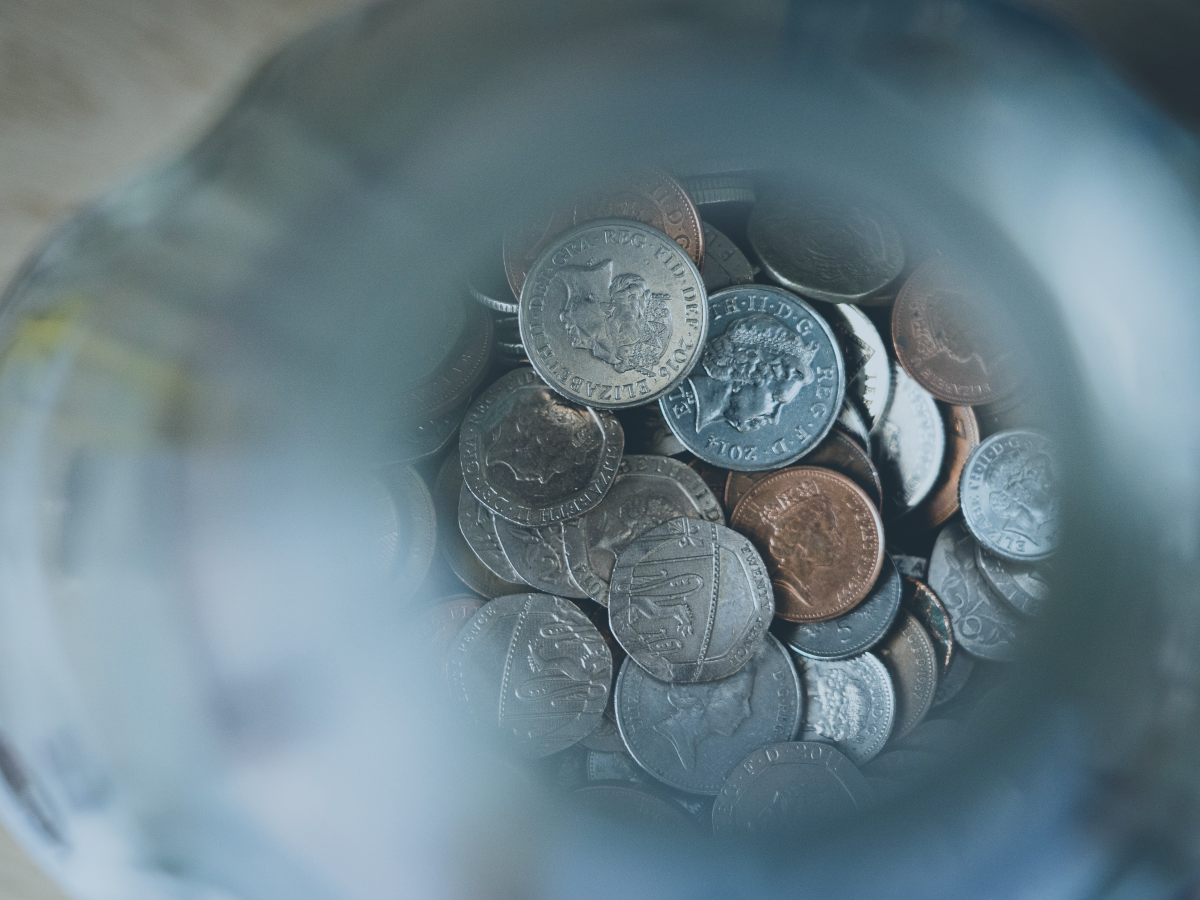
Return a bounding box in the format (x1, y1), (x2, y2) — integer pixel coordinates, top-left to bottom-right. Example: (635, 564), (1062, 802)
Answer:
(837, 398), (873, 450)
(874, 613), (939, 743)
(390, 402), (466, 463)
(459, 367), (624, 525)
(447, 593), (611, 757)
(928, 521), (1023, 662)
(614, 635), (802, 795)
(959, 429), (1060, 562)
(586, 750), (650, 785)
(579, 712), (627, 754)
(378, 466), (437, 590)
(608, 518), (773, 683)
(562, 455), (724, 607)
(796, 652), (895, 765)
(747, 194), (905, 304)
(658, 286), (845, 471)
(779, 555), (902, 660)
(817, 304), (893, 429)
(618, 404), (689, 457)
(518, 219), (708, 409)
(932, 650), (975, 707)
(458, 483), (526, 585)
(872, 363), (945, 518)
(469, 280), (519, 315)
(492, 518), (589, 600)
(891, 553), (929, 580)
(700, 223), (757, 294)
(680, 174), (757, 207)
(974, 545), (1052, 616)
(571, 782), (695, 831)
(712, 741), (872, 836)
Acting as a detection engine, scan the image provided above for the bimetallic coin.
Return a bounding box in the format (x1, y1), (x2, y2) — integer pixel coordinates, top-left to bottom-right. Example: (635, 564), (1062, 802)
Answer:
(818, 304), (893, 429)
(932, 650), (975, 708)
(747, 194), (905, 304)
(518, 220), (707, 409)
(379, 466), (437, 590)
(796, 653), (895, 765)
(459, 367), (624, 525)
(562, 455), (724, 607)
(448, 593), (611, 757)
(615, 635), (802, 795)
(571, 783), (695, 831)
(928, 521), (1023, 661)
(458, 483), (526, 585)
(701, 223), (757, 294)
(712, 741), (871, 837)
(959, 429), (1060, 562)
(873, 363), (945, 519)
(492, 518), (588, 600)
(913, 403), (980, 528)
(659, 285), (845, 471)
(681, 174), (756, 207)
(975, 546), (1052, 617)
(875, 613), (939, 743)
(730, 467), (884, 623)
(902, 577), (954, 676)
(407, 299), (494, 417)
(779, 555), (902, 660)
(609, 519), (773, 683)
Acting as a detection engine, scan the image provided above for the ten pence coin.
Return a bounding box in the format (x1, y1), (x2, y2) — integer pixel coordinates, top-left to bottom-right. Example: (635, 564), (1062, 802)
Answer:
(912, 403), (980, 528)
(795, 653), (895, 765)
(874, 613), (939, 743)
(730, 467), (884, 623)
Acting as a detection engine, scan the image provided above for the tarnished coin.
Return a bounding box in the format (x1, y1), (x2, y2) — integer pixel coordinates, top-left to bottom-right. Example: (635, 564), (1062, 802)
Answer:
(712, 741), (871, 837)
(459, 367), (624, 525)
(407, 298), (495, 417)
(378, 465), (437, 590)
(562, 455), (724, 606)
(458, 483), (526, 585)
(390, 401), (466, 464)
(891, 255), (1019, 405)
(747, 193), (905, 304)
(730, 468), (884, 623)
(658, 286), (845, 471)
(875, 613), (939, 743)
(892, 554), (928, 580)
(492, 518), (589, 600)
(817, 303), (893, 429)
(725, 429), (881, 512)
(932, 649), (975, 708)
(928, 521), (1023, 661)
(518, 220), (707, 409)
(959, 429), (1060, 562)
(838, 398), (873, 450)
(608, 518), (773, 683)
(614, 635), (802, 795)
(913, 403), (980, 528)
(901, 577), (954, 676)
(975, 546), (1052, 617)
(701, 223), (757, 293)
(779, 555), (901, 660)
(795, 653), (895, 765)
(448, 593), (611, 757)
(873, 363), (945, 518)
(504, 170), (704, 299)
(571, 783), (695, 831)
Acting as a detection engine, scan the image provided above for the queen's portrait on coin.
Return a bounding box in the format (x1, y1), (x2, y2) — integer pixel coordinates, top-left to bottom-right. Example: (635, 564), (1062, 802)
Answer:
(485, 388), (601, 485)
(652, 666), (754, 770)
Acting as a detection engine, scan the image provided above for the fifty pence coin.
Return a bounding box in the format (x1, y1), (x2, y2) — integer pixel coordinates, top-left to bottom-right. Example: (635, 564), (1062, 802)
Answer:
(518, 220), (708, 409)
(458, 482), (526, 585)
(658, 285), (845, 472)
(614, 635), (803, 795)
(874, 613), (939, 743)
(795, 652), (895, 765)
(608, 518), (773, 684)
(959, 429), (1060, 562)
(873, 363), (945, 519)
(459, 367), (624, 525)
(818, 303), (893, 429)
(562, 455), (724, 607)
(447, 593), (611, 757)
(901, 576), (954, 677)
(913, 403), (980, 529)
(701, 223), (757, 293)
(778, 555), (902, 661)
(492, 518), (589, 600)
(975, 546), (1052, 617)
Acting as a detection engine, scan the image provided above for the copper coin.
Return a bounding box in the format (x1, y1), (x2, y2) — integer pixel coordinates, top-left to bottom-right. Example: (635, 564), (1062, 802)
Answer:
(502, 170), (704, 299)
(724, 429), (882, 512)
(891, 256), (1018, 405)
(729, 467), (885, 623)
(913, 403), (980, 528)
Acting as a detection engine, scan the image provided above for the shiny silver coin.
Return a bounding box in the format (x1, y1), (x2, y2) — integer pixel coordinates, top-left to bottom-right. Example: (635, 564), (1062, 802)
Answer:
(712, 741), (872, 837)
(469, 280), (519, 315)
(680, 174), (756, 207)
(700, 223), (757, 294)
(837, 398), (873, 450)
(928, 521), (1023, 662)
(458, 483), (526, 585)
(390, 402), (466, 464)
(959, 429), (1060, 562)
(892, 553), (929, 580)
(518, 219), (708, 409)
(492, 518), (589, 600)
(447, 593), (611, 757)
(874, 613), (939, 743)
(378, 466), (437, 590)
(609, 518), (773, 683)
(795, 652), (895, 765)
(459, 367), (624, 525)
(747, 194), (905, 304)
(974, 545), (1052, 616)
(562, 455), (724, 607)
(817, 303), (893, 429)
(614, 635), (802, 795)
(931, 650), (975, 708)
(779, 555), (902, 660)
(658, 285), (845, 472)
(872, 363), (945, 518)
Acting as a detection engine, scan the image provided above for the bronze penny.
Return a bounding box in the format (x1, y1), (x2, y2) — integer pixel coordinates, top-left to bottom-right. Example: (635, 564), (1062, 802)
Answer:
(913, 403), (980, 528)
(724, 429), (882, 511)
(502, 170), (704, 299)
(891, 256), (1018, 405)
(730, 467), (885, 623)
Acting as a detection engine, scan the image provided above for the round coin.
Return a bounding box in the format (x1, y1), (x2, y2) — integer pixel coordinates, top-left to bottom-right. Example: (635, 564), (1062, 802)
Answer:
(974, 546), (1052, 617)
(379, 465), (437, 591)
(874, 613), (939, 743)
(447, 593), (612, 757)
(492, 518), (589, 600)
(614, 635), (802, 795)
(712, 741), (872, 837)
(724, 429), (881, 511)
(913, 403), (980, 528)
(658, 285), (845, 471)
(778, 555), (902, 660)
(680, 173), (756, 207)
(458, 483), (526, 585)
(795, 652), (895, 765)
(817, 303), (893, 429)
(389, 401), (466, 464)
(931, 649), (975, 708)
(838, 398), (873, 450)
(873, 363), (945, 519)
(608, 518), (773, 683)
(469, 280), (520, 316)
(459, 367), (624, 525)
(959, 429), (1060, 562)
(518, 220), (708, 409)
(701, 223), (757, 293)
(407, 298), (494, 417)
(901, 577), (954, 676)
(562, 455), (724, 607)
(730, 467), (884, 623)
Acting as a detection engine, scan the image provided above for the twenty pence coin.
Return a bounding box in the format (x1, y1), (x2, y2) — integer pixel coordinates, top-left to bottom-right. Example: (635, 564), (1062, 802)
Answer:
(435, 451), (525, 598)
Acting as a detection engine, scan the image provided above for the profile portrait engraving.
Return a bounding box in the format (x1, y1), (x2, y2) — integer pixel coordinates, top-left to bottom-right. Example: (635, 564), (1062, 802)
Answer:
(987, 450), (1057, 546)
(589, 486), (682, 577)
(485, 388), (602, 493)
(762, 488), (845, 592)
(652, 665), (755, 770)
(808, 668), (868, 742)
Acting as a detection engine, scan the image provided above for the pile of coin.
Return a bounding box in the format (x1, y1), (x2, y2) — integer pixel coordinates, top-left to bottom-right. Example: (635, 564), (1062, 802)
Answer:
(385, 167), (1060, 836)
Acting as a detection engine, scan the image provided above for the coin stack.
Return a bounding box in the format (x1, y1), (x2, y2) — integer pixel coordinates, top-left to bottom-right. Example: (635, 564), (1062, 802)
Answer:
(384, 168), (1060, 836)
